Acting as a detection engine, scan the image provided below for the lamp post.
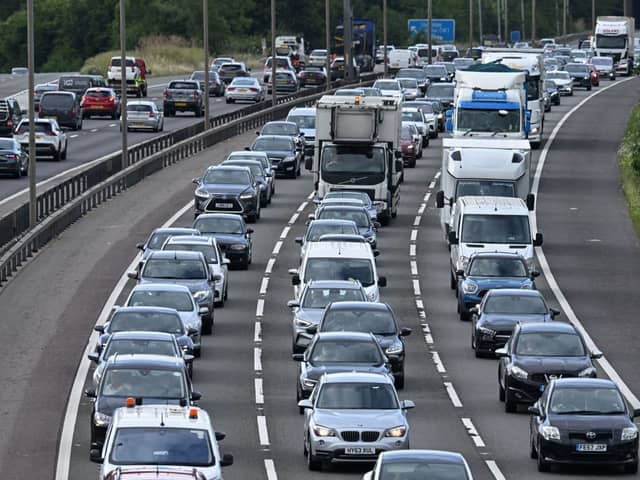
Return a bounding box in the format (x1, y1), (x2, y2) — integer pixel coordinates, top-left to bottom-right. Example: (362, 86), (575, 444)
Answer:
(203, 0), (210, 130)
(428, 0), (433, 64)
(27, 0), (36, 227)
(119, 0), (127, 172)
(383, 0), (388, 77)
(326, 0), (331, 90)
(469, 0), (474, 47)
(271, 0), (277, 107)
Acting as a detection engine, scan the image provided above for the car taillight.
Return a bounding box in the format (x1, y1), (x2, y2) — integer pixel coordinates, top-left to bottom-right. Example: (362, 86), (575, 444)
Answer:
(227, 87), (236, 91)
(45, 130), (56, 136)
(193, 91), (200, 98)
(163, 89), (169, 98)
(248, 87), (258, 92)
(71, 104), (77, 115)
(5, 153), (17, 160)
(149, 111), (155, 118)
(6, 119), (12, 129)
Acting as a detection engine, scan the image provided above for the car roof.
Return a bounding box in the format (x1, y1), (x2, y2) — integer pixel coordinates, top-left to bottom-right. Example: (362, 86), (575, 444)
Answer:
(486, 288), (544, 297)
(228, 150), (268, 158)
(318, 205), (368, 213)
(209, 164), (251, 173)
(164, 235), (215, 246)
(321, 371), (394, 384)
(147, 250), (205, 261)
(380, 449), (466, 464)
(256, 134), (295, 141)
(470, 252), (526, 261)
(113, 306), (180, 315)
(112, 405), (211, 430)
(109, 331), (177, 341)
(287, 107), (316, 116)
(224, 159), (263, 168)
(309, 219), (358, 226)
(194, 212), (244, 221)
(305, 241), (374, 259)
(315, 331), (377, 342)
(104, 353), (185, 369)
(327, 301), (390, 311)
(518, 322), (576, 334)
(264, 121), (297, 127)
(552, 378), (617, 389)
(129, 283), (192, 294)
(458, 195), (528, 212)
(306, 280), (363, 289)
(128, 100), (156, 106)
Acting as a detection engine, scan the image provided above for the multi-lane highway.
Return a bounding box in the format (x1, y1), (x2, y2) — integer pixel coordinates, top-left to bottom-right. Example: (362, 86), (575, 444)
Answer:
(0, 72), (639, 480)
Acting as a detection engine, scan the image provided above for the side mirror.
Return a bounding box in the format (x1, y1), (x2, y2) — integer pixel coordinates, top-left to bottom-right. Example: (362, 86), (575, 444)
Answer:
(590, 350), (603, 360)
(394, 150), (402, 159)
(127, 271), (138, 280)
(447, 230), (458, 245)
(400, 399), (415, 410)
(136, 242), (144, 250)
(223, 258), (231, 265)
(183, 354), (194, 363)
(395, 159), (403, 172)
(305, 156), (313, 170)
(256, 131), (261, 135)
(373, 250), (380, 257)
(291, 274), (301, 286)
(533, 232), (543, 247)
(89, 448), (103, 464)
(199, 307), (210, 316)
(632, 408), (640, 419)
(147, 69), (152, 75)
(297, 399), (313, 410)
(85, 388), (96, 398)
(530, 270), (540, 278)
(469, 306), (479, 315)
(456, 269), (465, 277)
(306, 325), (318, 335)
(527, 405), (542, 416)
(87, 352), (100, 363)
(191, 391), (203, 401)
(378, 276), (387, 287)
(436, 190), (445, 208)
(287, 300), (300, 308)
(244, 146), (251, 151)
(495, 347), (509, 358)
(192, 178), (200, 185)
(292, 354), (304, 361)
(373, 221), (382, 229)
(94, 325), (105, 333)
(221, 453), (234, 467)
(188, 327), (199, 336)
(246, 227), (254, 234)
(550, 308), (561, 318)
(363, 472), (374, 480)
(307, 213), (316, 221)
(400, 327), (412, 337)
(526, 193), (535, 211)
(295, 236), (303, 245)
(212, 273), (222, 281)
(215, 431), (226, 441)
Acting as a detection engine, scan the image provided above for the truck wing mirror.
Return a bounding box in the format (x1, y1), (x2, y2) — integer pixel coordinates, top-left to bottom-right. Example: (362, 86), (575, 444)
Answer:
(447, 230), (458, 245)
(533, 232), (543, 247)
(526, 193), (535, 211)
(436, 190), (445, 208)
(305, 156), (313, 170)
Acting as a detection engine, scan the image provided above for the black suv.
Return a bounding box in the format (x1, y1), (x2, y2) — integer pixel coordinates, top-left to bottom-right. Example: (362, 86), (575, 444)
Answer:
(250, 135), (302, 179)
(192, 213), (253, 270)
(0, 98), (23, 137)
(58, 74), (105, 98)
(39, 91), (83, 130)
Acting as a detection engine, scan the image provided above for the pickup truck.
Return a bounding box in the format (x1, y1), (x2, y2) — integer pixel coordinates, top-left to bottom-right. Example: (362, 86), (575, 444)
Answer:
(107, 56), (150, 97)
(162, 80), (205, 117)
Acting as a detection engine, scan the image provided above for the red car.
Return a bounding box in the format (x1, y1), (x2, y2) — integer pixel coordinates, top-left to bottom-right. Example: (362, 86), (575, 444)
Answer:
(81, 87), (120, 119)
(401, 123), (421, 168)
(589, 64), (600, 87)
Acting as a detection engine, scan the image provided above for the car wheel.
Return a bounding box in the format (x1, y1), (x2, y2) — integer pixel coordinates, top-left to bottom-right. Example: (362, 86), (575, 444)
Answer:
(187, 361), (194, 379)
(193, 345), (201, 358)
(394, 371), (405, 390)
(459, 303), (470, 321)
(410, 157), (416, 168)
(306, 441), (322, 471)
(53, 149), (60, 162)
(201, 315), (213, 335)
(247, 211), (258, 223)
(587, 86), (592, 91)
(422, 136), (429, 147)
(504, 385), (517, 413)
(226, 98), (234, 104)
(13, 167), (20, 178)
(530, 436), (538, 459)
(449, 268), (457, 290)
(296, 161), (301, 177)
(61, 143), (67, 160)
(499, 378), (505, 401)
(159, 120), (164, 132)
(537, 445), (551, 472)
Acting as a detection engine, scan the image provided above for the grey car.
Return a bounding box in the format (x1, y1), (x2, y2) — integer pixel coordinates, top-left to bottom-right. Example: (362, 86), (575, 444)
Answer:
(295, 219), (360, 261)
(299, 372), (414, 471)
(319, 190), (379, 220)
(135, 227), (201, 273)
(223, 159), (273, 207)
(128, 250), (219, 335)
(123, 101), (164, 132)
(287, 279), (368, 353)
(225, 77), (265, 103)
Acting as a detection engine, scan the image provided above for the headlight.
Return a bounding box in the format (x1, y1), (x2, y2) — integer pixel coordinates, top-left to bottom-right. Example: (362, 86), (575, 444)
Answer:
(622, 426), (638, 441)
(507, 365), (528, 380)
(530, 127), (539, 134)
(385, 343), (403, 355)
(230, 244), (247, 250)
(521, 283), (533, 290)
(578, 367), (596, 377)
(540, 425), (560, 441)
(195, 188), (210, 198)
(462, 281), (478, 294)
(302, 378), (317, 389)
(526, 258), (535, 271)
(312, 424), (336, 437)
(285, 156), (296, 163)
(193, 290), (211, 301)
(93, 412), (112, 427)
(407, 145), (414, 150)
(384, 425), (407, 437)
(295, 317), (312, 328)
(457, 256), (470, 271)
(478, 326), (495, 337)
(240, 192), (254, 200)
(437, 113), (443, 119)
(367, 291), (377, 302)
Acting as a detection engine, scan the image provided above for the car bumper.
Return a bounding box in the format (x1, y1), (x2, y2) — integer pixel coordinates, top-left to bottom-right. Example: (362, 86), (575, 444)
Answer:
(272, 159), (297, 176)
(84, 107), (117, 116)
(505, 375), (547, 403)
(194, 196), (258, 217)
(539, 438), (638, 466)
(164, 101), (200, 111)
(127, 120), (159, 130)
(0, 161), (21, 173)
(310, 436), (410, 463)
(218, 244), (249, 265)
(475, 330), (512, 354)
(226, 92), (262, 102)
(558, 85), (573, 95)
(19, 142), (59, 156)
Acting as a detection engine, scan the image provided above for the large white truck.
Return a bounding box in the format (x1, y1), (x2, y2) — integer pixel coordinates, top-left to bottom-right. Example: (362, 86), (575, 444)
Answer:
(594, 16), (635, 75)
(482, 49), (545, 149)
(275, 35), (306, 69)
(435, 138), (534, 239)
(448, 68), (528, 141)
(308, 95), (403, 225)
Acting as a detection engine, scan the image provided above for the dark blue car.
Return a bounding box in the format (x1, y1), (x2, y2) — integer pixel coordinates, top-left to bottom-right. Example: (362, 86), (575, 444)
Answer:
(457, 252), (539, 321)
(192, 213), (253, 270)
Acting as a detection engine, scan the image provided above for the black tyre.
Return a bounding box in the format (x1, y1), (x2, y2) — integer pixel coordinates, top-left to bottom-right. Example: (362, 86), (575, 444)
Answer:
(499, 379), (505, 402)
(530, 437), (538, 459)
(201, 315), (213, 335)
(537, 447), (551, 472)
(193, 345), (201, 358)
(587, 85), (592, 91)
(61, 144), (67, 160)
(13, 167), (20, 178)
(449, 269), (457, 290)
(394, 372), (405, 390)
(307, 445), (322, 471)
(504, 387), (517, 413)
(247, 212), (258, 223)
(53, 149), (60, 162)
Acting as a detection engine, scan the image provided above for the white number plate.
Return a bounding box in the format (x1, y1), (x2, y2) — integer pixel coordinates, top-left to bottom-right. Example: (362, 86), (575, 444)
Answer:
(215, 203), (233, 208)
(345, 447), (375, 455)
(576, 443), (607, 452)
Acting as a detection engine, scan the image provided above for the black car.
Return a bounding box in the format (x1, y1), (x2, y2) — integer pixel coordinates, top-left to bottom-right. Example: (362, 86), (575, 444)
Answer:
(292, 331), (390, 405)
(529, 378), (639, 473)
(471, 289), (559, 357)
(497, 322), (601, 413)
(136, 227), (201, 270)
(543, 80), (561, 110)
(0, 98), (22, 137)
(424, 64), (450, 84)
(34, 84), (58, 111)
(395, 68), (429, 93)
(39, 91), (83, 130)
(223, 159), (273, 206)
(563, 63), (592, 90)
(425, 82), (455, 109)
(192, 165), (261, 222)
(309, 301), (411, 388)
(192, 213), (253, 269)
(0, 137), (28, 178)
(217, 62), (251, 85)
(58, 74), (104, 98)
(258, 121), (304, 154)
(85, 354), (200, 449)
(189, 70), (225, 96)
(298, 66), (327, 87)
(250, 135), (301, 179)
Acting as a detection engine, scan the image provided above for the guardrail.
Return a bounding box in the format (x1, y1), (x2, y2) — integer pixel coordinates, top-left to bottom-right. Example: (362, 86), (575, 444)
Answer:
(0, 73), (380, 287)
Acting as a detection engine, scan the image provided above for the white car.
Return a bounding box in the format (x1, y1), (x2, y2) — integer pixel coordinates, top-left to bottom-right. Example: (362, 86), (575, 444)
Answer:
(225, 77), (265, 104)
(13, 118), (67, 161)
(401, 108), (429, 147)
(123, 100), (164, 132)
(263, 56), (295, 82)
(308, 49), (328, 66)
(372, 79), (404, 100)
(396, 77), (420, 100)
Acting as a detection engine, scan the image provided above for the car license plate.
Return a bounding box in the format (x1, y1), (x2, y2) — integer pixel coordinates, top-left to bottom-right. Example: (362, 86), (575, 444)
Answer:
(345, 447), (375, 455)
(93, 105), (104, 109)
(45, 116), (57, 120)
(576, 444), (607, 452)
(175, 102), (187, 107)
(215, 203), (233, 208)
(133, 122), (145, 126)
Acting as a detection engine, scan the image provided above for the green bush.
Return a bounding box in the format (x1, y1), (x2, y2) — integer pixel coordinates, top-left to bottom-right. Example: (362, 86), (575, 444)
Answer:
(619, 104), (640, 235)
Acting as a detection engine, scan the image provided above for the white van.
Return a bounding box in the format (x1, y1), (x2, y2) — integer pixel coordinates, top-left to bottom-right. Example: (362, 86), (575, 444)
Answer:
(447, 196), (543, 290)
(290, 241), (386, 302)
(388, 49), (417, 73)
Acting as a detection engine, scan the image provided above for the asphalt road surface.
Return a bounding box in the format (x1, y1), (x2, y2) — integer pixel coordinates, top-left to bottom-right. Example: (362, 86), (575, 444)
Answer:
(0, 76), (638, 480)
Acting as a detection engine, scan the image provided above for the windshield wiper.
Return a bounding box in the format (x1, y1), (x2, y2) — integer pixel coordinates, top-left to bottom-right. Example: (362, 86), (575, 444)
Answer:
(560, 409), (612, 415)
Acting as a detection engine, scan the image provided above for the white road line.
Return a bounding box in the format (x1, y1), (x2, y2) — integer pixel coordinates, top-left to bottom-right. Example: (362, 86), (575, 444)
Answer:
(409, 244), (416, 256)
(418, 203), (426, 214)
(307, 191), (315, 200)
(413, 216), (421, 226)
(461, 418), (486, 448)
(280, 226), (290, 239)
(423, 192), (431, 202)
(265, 258), (276, 274)
(69, 134), (78, 138)
(272, 240), (283, 255)
(254, 322), (262, 342)
(257, 416), (270, 446)
(424, 334), (434, 344)
(432, 352), (446, 373)
(90, 128), (99, 133)
(108, 123), (116, 127)
(256, 298), (265, 317)
(415, 299), (424, 309)
(259, 277), (269, 295)
(444, 382), (463, 408)
(254, 347), (262, 371)
(428, 181), (436, 189)
(55, 199), (193, 480)
(434, 171), (441, 180)
(288, 213), (299, 224)
(255, 378), (264, 404)
(412, 279), (421, 296)
(531, 76), (640, 409)
(410, 260), (418, 275)
(264, 459), (278, 480)
(410, 229), (418, 241)
(297, 201), (308, 212)
(485, 460), (507, 480)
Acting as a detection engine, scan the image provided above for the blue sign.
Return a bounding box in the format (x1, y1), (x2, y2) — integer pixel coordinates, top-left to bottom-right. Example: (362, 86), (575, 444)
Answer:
(408, 19), (456, 43)
(510, 30), (521, 42)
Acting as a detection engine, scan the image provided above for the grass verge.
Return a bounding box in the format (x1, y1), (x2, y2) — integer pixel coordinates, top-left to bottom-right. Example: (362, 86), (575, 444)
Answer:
(619, 104), (640, 236)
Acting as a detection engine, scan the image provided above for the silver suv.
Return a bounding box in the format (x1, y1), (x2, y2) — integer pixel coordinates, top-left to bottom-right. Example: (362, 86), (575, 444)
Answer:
(298, 372), (414, 471)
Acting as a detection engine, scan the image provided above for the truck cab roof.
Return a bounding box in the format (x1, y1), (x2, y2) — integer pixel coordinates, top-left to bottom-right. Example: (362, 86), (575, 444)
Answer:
(455, 195), (529, 214)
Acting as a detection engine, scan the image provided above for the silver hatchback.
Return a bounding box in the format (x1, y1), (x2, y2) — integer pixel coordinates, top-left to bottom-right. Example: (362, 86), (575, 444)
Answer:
(122, 100), (164, 132)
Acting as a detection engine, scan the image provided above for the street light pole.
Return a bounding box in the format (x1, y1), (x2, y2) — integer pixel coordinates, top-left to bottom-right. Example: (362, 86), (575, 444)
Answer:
(428, 0), (433, 64)
(203, 0), (209, 130)
(478, 0), (483, 46)
(119, 0), (127, 172)
(505, 0), (509, 43)
(383, 0), (388, 78)
(592, 0), (595, 31)
(562, 0), (567, 37)
(497, 0), (502, 44)
(326, 0), (331, 91)
(271, 0), (277, 107)
(343, 0), (354, 82)
(27, 0), (36, 227)
(469, 0), (474, 47)
(531, 0), (536, 42)
(521, 0), (525, 41)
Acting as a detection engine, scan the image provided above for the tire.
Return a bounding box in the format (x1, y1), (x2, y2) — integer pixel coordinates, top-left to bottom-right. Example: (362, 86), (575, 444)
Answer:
(531, 141), (541, 150)
(201, 315), (213, 335)
(193, 345), (201, 358)
(394, 371), (405, 390)
(499, 379), (505, 402)
(296, 161), (301, 177)
(537, 446), (551, 472)
(409, 158), (416, 168)
(136, 89), (142, 98)
(306, 442), (322, 471)
(624, 461), (638, 474)
(587, 85), (592, 91)
(247, 212), (258, 223)
(53, 149), (60, 162)
(13, 167), (20, 178)
(111, 111), (118, 120)
(504, 387), (517, 413)
(223, 285), (228, 301)
(459, 305), (470, 322)
(530, 437), (538, 459)
(78, 119), (83, 131)
(422, 136), (429, 148)
(61, 143), (67, 160)
(449, 268), (457, 290)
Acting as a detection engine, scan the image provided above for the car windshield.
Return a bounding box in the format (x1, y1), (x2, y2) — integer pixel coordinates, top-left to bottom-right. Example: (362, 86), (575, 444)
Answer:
(15, 122), (53, 134)
(262, 123), (298, 135)
(515, 332), (585, 356)
(398, 79), (418, 88)
(109, 312), (184, 334)
(103, 338), (177, 359)
(335, 89), (365, 96)
(301, 287), (365, 308)
(402, 111), (423, 123)
(86, 90), (112, 98)
(397, 69), (425, 79)
(427, 84), (454, 97)
(564, 65), (588, 74)
(306, 223), (359, 241)
(0, 139), (15, 149)
(380, 461), (469, 479)
(317, 209), (369, 228)
(110, 58), (134, 67)
(401, 126), (414, 140)
(110, 427), (213, 466)
(321, 308), (396, 335)
(164, 243), (218, 264)
(169, 82), (198, 90)
(324, 192), (371, 205)
(549, 387), (626, 415)
(101, 368), (185, 398)
(468, 257), (527, 277)
(461, 214), (531, 244)
(288, 114), (315, 129)
(457, 108), (521, 133)
(406, 102), (434, 113)
(143, 259), (207, 279)
(374, 81), (400, 91)
(203, 169), (251, 185)
(547, 72), (570, 80)
(193, 217), (243, 234)
(147, 231), (196, 250)
(311, 50), (326, 56)
(316, 382), (398, 409)
(231, 78), (256, 86)
(41, 94), (73, 108)
(591, 57), (613, 67)
(253, 137), (293, 151)
(128, 104), (152, 112)
(456, 180), (515, 198)
(266, 58), (289, 68)
(128, 290), (194, 312)
(226, 162), (263, 177)
(304, 258), (374, 287)
(309, 340), (382, 364)
(484, 294), (547, 314)
(425, 65), (447, 76)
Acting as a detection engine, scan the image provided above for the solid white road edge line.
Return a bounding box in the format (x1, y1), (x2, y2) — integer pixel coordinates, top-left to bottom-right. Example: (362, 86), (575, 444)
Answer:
(531, 76), (640, 409)
(54, 199), (193, 480)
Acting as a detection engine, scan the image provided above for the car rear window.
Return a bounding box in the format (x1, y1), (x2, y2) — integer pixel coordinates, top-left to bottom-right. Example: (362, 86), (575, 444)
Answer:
(40, 94), (74, 108)
(0, 139), (15, 149)
(221, 64), (243, 71)
(110, 58), (135, 67)
(86, 90), (112, 98)
(128, 104), (152, 112)
(59, 77), (91, 89)
(169, 81), (198, 90)
(15, 122), (53, 134)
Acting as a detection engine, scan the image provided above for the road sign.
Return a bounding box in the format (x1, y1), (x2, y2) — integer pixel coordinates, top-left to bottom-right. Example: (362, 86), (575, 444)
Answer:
(408, 19), (456, 43)
(511, 30), (521, 42)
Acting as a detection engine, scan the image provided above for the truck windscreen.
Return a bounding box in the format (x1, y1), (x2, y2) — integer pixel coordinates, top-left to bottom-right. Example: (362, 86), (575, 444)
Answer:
(321, 145), (386, 185)
(457, 109), (521, 134)
(596, 35), (627, 49)
(455, 180), (515, 198)
(461, 214), (531, 244)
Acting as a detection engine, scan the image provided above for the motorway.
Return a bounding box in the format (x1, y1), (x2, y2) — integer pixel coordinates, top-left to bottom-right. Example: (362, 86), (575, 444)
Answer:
(0, 75), (638, 480)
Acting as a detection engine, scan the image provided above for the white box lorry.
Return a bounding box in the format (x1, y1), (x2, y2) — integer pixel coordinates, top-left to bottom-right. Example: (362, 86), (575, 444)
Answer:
(435, 138), (534, 239)
(594, 16), (635, 75)
(309, 95), (403, 225)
